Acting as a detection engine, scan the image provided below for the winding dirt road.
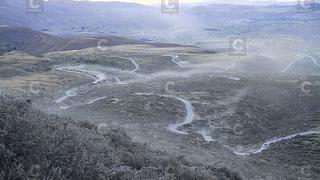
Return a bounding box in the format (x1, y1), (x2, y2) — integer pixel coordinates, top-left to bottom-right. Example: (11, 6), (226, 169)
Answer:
(281, 54), (320, 73)
(233, 131), (320, 156)
(135, 93), (194, 135)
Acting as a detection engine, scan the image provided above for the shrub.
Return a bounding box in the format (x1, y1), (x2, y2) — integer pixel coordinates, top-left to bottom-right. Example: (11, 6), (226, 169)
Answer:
(0, 96), (241, 180)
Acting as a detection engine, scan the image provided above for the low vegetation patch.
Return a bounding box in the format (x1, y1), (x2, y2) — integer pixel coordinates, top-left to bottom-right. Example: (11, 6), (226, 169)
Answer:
(0, 96), (241, 180)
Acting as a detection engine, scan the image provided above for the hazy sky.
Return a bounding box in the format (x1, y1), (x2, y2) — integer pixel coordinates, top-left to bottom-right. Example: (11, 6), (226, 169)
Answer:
(81, 0), (297, 5)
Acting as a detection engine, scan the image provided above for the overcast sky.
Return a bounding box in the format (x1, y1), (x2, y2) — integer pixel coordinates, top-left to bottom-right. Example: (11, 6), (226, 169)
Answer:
(77, 0), (298, 5)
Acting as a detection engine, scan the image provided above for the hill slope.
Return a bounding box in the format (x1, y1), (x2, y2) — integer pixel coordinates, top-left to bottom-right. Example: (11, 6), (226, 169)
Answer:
(0, 96), (241, 180)
(0, 25), (140, 55)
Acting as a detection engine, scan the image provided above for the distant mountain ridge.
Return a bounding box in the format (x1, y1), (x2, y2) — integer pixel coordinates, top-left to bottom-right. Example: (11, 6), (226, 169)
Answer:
(0, 25), (192, 55)
(1, 0), (319, 44)
(0, 25), (140, 55)
(0, 0), (168, 32)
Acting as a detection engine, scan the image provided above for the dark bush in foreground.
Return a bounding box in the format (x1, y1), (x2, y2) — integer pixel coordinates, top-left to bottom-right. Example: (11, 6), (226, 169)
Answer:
(0, 96), (241, 180)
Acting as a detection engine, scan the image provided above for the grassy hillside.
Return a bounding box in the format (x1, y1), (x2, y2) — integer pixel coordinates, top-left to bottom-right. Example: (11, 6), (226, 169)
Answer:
(0, 96), (241, 180)
(0, 25), (196, 56)
(0, 25), (140, 56)
(0, 51), (54, 78)
(0, 25), (62, 55)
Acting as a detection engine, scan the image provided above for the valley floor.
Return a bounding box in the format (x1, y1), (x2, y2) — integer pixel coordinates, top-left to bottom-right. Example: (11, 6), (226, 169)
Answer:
(1, 42), (320, 179)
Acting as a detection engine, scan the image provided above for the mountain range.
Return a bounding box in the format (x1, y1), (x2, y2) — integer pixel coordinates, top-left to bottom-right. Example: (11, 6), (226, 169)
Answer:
(1, 0), (319, 44)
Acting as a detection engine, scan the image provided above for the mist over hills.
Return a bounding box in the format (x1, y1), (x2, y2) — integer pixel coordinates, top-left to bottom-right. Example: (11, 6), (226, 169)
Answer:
(0, 25), (141, 55)
(1, 0), (319, 44)
(1, 1), (320, 179)
(0, 0), (169, 36)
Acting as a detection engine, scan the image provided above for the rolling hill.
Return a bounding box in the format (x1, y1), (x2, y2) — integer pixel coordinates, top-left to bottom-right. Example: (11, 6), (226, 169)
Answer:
(0, 25), (140, 55)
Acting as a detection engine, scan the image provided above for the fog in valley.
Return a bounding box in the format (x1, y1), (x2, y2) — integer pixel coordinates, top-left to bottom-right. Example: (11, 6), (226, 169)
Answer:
(0, 0), (320, 179)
